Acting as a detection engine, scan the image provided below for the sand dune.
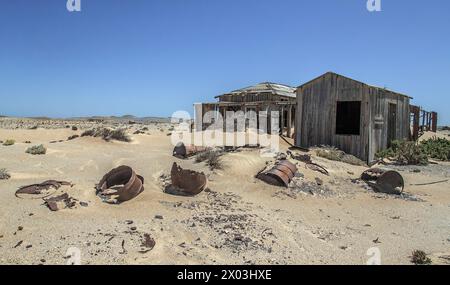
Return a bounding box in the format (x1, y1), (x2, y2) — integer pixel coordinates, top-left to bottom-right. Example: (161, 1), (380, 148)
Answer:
(0, 121), (449, 265)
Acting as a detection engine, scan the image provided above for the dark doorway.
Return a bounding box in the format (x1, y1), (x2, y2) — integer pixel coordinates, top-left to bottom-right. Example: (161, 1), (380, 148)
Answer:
(387, 103), (397, 147)
(336, 101), (361, 135)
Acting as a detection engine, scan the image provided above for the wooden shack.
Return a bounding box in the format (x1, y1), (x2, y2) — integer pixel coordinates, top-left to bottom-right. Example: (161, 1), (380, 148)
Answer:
(195, 82), (297, 136)
(295, 72), (411, 163)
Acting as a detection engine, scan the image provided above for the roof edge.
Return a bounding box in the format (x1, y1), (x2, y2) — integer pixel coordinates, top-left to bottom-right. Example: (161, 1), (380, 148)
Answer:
(296, 72), (412, 99)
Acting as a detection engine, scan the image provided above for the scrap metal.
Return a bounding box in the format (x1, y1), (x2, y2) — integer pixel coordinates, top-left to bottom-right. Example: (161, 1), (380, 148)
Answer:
(168, 162), (207, 196)
(361, 168), (404, 195)
(173, 142), (208, 159)
(96, 165), (144, 203)
(257, 160), (298, 187)
(15, 180), (72, 198)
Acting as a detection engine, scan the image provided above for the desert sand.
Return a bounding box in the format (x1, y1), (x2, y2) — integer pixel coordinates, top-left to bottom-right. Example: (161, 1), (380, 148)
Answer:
(0, 117), (449, 265)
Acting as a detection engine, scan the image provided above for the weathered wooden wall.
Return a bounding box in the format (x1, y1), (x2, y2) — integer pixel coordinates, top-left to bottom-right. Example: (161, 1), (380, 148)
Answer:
(367, 87), (410, 162)
(295, 72), (410, 163)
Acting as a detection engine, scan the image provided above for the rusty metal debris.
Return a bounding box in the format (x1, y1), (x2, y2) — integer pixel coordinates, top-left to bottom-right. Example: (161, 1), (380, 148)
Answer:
(173, 142), (208, 159)
(44, 193), (77, 211)
(96, 166), (144, 204)
(287, 150), (329, 176)
(139, 233), (156, 253)
(257, 160), (298, 187)
(305, 163), (329, 176)
(15, 180), (72, 198)
(361, 168), (404, 195)
(165, 162), (207, 196)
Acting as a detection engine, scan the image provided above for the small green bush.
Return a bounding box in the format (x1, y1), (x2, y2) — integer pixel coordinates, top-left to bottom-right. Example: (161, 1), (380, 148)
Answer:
(420, 137), (450, 161)
(26, 144), (47, 155)
(376, 140), (428, 165)
(3, 139), (15, 146)
(376, 138), (450, 164)
(0, 168), (10, 180)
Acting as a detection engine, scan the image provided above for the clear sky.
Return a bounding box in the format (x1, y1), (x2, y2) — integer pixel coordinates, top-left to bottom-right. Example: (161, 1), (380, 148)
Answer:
(0, 0), (449, 124)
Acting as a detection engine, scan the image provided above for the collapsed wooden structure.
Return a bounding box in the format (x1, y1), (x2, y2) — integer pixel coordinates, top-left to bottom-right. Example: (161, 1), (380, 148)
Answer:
(195, 72), (438, 163)
(409, 105), (438, 141)
(194, 82), (297, 137)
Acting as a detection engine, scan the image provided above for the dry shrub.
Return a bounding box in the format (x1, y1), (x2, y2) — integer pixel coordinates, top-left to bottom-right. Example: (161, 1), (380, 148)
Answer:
(0, 168), (10, 180)
(3, 139), (15, 146)
(195, 149), (224, 170)
(411, 250), (432, 265)
(316, 147), (366, 166)
(26, 144), (47, 155)
(81, 128), (131, 142)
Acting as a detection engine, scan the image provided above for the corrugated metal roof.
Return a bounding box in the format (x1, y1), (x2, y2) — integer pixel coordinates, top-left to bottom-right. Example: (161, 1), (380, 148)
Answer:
(217, 82), (296, 98)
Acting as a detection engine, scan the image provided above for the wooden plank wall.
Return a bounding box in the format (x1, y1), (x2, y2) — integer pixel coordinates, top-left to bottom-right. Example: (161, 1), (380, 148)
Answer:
(368, 88), (410, 161)
(296, 73), (410, 163)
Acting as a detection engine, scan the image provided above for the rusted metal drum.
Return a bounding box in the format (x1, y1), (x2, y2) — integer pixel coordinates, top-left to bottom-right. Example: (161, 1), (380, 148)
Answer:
(170, 162), (207, 195)
(361, 168), (404, 195)
(173, 142), (208, 159)
(258, 160), (298, 187)
(96, 165), (145, 203)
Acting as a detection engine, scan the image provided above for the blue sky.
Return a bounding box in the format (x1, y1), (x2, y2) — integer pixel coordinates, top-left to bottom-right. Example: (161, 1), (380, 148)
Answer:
(0, 0), (449, 124)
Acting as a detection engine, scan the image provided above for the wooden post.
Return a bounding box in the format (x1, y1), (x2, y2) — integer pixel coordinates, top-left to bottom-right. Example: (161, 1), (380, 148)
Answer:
(280, 106), (284, 135)
(411, 105), (420, 141)
(421, 110), (425, 131)
(431, 112), (438, 132)
(287, 105), (292, 138)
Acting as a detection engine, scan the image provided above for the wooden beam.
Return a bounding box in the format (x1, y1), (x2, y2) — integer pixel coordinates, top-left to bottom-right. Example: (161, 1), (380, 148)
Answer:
(287, 105), (292, 138)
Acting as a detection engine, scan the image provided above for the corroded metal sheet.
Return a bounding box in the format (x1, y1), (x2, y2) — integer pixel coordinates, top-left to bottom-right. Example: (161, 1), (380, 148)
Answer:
(15, 180), (72, 197)
(170, 162), (207, 195)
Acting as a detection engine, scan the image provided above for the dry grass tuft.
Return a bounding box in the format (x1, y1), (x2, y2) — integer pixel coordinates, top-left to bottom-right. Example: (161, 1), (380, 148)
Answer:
(26, 144), (47, 155)
(316, 147), (366, 166)
(195, 149), (224, 170)
(411, 250), (432, 265)
(3, 139), (15, 146)
(81, 127), (131, 142)
(0, 168), (11, 180)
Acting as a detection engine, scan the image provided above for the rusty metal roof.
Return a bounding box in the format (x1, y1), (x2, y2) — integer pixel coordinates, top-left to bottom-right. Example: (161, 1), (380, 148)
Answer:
(216, 82), (296, 98)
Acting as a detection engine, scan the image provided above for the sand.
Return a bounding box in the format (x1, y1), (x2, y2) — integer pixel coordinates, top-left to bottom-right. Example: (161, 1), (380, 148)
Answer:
(0, 119), (449, 265)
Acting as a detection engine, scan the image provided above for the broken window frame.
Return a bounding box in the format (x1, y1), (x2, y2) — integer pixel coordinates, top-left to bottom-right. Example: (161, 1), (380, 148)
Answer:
(335, 101), (361, 136)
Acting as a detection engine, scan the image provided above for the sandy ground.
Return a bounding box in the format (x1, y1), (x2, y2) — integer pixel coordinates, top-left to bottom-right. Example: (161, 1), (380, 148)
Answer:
(0, 120), (449, 265)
